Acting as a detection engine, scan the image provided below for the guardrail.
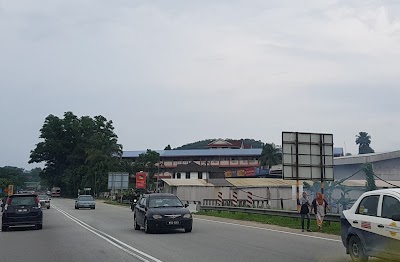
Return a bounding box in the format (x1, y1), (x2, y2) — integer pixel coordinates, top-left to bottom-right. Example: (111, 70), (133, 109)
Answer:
(199, 206), (341, 222)
(203, 199), (271, 209)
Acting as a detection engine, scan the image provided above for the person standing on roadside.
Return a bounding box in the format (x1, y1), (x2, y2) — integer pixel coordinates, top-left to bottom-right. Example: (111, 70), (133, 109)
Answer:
(299, 191), (312, 232)
(312, 192), (329, 232)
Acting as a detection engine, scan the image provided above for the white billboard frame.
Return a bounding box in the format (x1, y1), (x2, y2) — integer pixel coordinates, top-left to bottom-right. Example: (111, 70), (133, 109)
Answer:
(282, 132), (334, 181)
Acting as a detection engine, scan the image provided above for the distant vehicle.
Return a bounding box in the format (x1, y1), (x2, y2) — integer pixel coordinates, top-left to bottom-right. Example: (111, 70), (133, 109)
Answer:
(38, 195), (51, 209)
(133, 193), (193, 233)
(75, 195), (95, 209)
(51, 187), (61, 197)
(341, 188), (400, 262)
(46, 191), (51, 196)
(1, 193), (43, 231)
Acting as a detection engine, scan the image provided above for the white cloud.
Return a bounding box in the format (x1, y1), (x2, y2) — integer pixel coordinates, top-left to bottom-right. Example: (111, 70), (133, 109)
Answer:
(1, 0), (400, 168)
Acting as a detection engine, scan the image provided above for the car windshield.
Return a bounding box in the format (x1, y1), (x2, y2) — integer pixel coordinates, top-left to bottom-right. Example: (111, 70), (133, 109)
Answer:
(39, 195), (49, 200)
(149, 197), (183, 208)
(79, 196), (94, 201)
(9, 196), (36, 206)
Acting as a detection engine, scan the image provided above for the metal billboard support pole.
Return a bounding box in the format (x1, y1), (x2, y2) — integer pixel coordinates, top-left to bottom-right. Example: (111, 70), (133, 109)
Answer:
(295, 132), (300, 212)
(320, 134), (324, 197)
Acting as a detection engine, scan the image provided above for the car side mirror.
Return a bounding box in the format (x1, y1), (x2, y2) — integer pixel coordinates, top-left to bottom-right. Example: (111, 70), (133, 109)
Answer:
(184, 203), (189, 208)
(392, 214), (400, 221)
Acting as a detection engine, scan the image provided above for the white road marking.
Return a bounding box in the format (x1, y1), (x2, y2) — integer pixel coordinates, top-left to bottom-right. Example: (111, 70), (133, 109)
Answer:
(195, 218), (342, 243)
(52, 204), (163, 262)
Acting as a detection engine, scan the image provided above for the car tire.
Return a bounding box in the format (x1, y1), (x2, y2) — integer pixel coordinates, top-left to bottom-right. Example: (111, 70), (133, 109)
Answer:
(144, 219), (152, 234)
(92, 207), (95, 210)
(348, 236), (368, 262)
(36, 224), (43, 230)
(75, 206), (79, 209)
(184, 226), (192, 233)
(1, 225), (8, 232)
(134, 216), (140, 230)
(47, 207), (50, 209)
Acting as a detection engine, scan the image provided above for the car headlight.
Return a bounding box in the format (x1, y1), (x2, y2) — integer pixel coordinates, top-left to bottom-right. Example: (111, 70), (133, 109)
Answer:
(183, 213), (192, 219)
(153, 214), (163, 219)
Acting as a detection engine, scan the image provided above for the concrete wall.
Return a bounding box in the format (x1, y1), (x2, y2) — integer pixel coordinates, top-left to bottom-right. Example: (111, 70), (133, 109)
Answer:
(166, 185), (297, 210)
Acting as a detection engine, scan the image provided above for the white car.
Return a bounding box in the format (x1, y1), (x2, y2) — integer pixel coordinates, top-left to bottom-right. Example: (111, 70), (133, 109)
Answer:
(341, 188), (400, 261)
(38, 195), (51, 209)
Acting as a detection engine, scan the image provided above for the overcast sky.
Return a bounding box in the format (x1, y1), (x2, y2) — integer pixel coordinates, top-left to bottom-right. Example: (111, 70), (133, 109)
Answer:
(1, 0), (400, 169)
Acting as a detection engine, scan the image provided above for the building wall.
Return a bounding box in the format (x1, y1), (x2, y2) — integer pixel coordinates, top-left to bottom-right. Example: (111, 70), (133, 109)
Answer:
(334, 157), (400, 181)
(173, 172), (207, 179)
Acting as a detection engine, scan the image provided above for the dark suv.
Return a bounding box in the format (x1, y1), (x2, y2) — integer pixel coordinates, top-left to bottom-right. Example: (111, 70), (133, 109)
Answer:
(1, 194), (43, 231)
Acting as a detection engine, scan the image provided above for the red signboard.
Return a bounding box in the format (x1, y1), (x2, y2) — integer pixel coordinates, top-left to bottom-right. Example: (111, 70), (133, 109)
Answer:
(136, 172), (147, 189)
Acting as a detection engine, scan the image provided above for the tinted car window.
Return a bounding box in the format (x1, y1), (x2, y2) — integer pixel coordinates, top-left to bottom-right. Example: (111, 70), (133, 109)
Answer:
(382, 196), (400, 219)
(149, 197), (183, 208)
(356, 195), (379, 216)
(78, 196), (94, 201)
(10, 196), (36, 206)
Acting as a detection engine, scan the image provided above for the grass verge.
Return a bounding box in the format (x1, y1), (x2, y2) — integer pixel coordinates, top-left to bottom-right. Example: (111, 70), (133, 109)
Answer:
(197, 211), (340, 235)
(103, 200), (131, 207)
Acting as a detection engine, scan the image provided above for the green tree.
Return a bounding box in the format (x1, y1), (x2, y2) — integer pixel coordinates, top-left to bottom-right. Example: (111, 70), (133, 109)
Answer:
(362, 163), (377, 191)
(260, 143), (282, 167)
(356, 132), (375, 154)
(29, 112), (122, 196)
(164, 145), (172, 150)
(0, 166), (26, 188)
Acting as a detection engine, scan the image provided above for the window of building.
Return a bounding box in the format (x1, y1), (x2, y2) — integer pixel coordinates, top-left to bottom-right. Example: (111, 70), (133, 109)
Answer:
(172, 173), (176, 179)
(356, 195), (379, 216)
(176, 172), (181, 179)
(198, 172), (203, 179)
(186, 172), (190, 179)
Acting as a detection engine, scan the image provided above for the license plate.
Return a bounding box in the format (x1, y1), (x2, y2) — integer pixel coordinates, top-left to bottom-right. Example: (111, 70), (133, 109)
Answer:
(167, 221), (180, 225)
(17, 209), (28, 212)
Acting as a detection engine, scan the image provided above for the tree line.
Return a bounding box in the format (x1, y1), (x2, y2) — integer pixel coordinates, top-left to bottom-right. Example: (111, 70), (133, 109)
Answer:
(27, 111), (377, 196)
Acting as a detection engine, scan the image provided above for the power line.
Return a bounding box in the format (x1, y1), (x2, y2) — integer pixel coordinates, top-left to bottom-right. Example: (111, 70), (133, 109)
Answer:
(372, 174), (400, 188)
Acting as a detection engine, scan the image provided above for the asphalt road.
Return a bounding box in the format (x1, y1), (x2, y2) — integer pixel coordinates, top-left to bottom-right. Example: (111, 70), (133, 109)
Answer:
(1, 198), (381, 262)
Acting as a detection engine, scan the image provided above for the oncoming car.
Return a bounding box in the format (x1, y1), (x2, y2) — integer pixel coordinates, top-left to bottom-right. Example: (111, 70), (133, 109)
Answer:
(75, 195), (95, 209)
(133, 193), (193, 233)
(341, 188), (400, 261)
(38, 195), (51, 209)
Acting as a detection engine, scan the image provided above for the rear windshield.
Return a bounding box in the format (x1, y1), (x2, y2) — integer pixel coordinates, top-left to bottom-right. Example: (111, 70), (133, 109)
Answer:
(39, 195), (49, 200)
(10, 196), (37, 206)
(78, 196), (94, 201)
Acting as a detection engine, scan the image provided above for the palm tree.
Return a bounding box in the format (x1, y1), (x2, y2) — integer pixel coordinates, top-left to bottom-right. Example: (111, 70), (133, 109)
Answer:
(356, 132), (375, 154)
(260, 143), (282, 168)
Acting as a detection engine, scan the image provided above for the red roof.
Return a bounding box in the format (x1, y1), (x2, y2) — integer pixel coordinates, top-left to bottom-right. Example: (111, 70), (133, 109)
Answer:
(207, 139), (252, 149)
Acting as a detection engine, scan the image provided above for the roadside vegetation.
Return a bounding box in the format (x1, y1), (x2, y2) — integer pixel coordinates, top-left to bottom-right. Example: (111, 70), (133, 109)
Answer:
(197, 211), (341, 235)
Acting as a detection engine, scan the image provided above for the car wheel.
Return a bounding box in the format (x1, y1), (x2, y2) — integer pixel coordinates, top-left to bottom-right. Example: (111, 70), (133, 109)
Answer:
(348, 236), (368, 262)
(36, 224), (43, 230)
(47, 206), (50, 209)
(184, 226), (192, 233)
(144, 219), (152, 234)
(92, 207), (95, 210)
(134, 216), (140, 230)
(1, 225), (8, 232)
(75, 206), (79, 209)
